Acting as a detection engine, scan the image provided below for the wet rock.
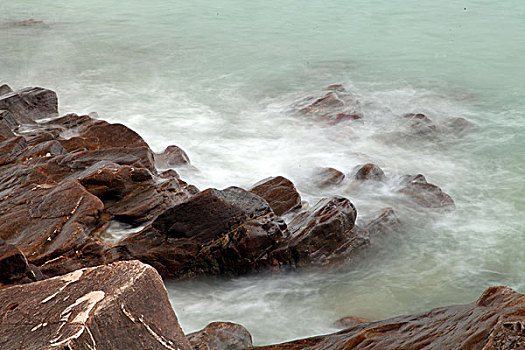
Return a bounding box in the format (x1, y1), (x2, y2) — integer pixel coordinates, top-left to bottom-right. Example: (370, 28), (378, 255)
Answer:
(0, 261), (192, 350)
(445, 116), (476, 135)
(250, 286), (525, 350)
(0, 87), (58, 121)
(324, 84), (347, 92)
(399, 174), (455, 209)
(272, 197), (369, 268)
(332, 316), (371, 329)
(312, 167), (345, 188)
(187, 322), (253, 350)
(250, 176), (301, 216)
(80, 121), (150, 149)
(300, 92), (345, 115)
(363, 208), (401, 237)
(403, 113), (438, 137)
(0, 239), (39, 287)
(0, 84), (12, 96)
(330, 112), (363, 124)
(114, 187), (289, 278)
(155, 145), (191, 168)
(354, 163), (386, 182)
(0, 136), (27, 165)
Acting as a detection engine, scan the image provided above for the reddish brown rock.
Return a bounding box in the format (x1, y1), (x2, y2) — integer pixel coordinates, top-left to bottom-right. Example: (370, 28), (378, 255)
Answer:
(114, 187), (289, 278)
(0, 87), (58, 121)
(399, 174), (455, 209)
(0, 261), (192, 350)
(271, 197), (369, 268)
(354, 163), (386, 182)
(313, 167), (345, 188)
(332, 316), (371, 329)
(251, 286), (525, 350)
(250, 176), (301, 216)
(187, 322), (253, 350)
(300, 92), (345, 115)
(403, 113), (438, 137)
(155, 145), (191, 168)
(80, 121), (150, 149)
(363, 208), (401, 238)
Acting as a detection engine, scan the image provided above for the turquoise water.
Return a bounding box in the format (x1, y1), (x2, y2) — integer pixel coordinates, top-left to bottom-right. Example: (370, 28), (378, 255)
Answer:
(2, 1), (524, 345)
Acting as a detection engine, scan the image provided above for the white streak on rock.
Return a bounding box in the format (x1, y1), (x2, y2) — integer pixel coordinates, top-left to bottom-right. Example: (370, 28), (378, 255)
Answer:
(41, 269), (84, 304)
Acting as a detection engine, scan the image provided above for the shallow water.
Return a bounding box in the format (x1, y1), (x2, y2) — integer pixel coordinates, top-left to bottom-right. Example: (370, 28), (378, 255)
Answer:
(2, 0), (525, 345)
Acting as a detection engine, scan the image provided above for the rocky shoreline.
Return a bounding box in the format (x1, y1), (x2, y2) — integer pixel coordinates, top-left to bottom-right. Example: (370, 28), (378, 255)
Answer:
(0, 84), (521, 349)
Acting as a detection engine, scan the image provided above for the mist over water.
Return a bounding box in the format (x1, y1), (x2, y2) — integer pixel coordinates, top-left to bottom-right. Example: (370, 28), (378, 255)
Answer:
(2, 0), (525, 345)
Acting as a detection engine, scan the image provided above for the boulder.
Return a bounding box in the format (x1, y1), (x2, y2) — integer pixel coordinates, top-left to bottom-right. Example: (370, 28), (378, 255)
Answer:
(332, 316), (371, 329)
(155, 145), (191, 168)
(0, 87), (58, 121)
(0, 261), (191, 350)
(313, 167), (345, 188)
(114, 187), (289, 278)
(354, 163), (386, 182)
(250, 286), (525, 350)
(398, 174), (455, 209)
(250, 176), (301, 216)
(271, 196), (369, 268)
(187, 322), (253, 350)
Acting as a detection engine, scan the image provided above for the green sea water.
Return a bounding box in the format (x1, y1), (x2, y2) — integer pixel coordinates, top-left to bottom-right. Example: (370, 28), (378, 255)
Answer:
(1, 0), (524, 345)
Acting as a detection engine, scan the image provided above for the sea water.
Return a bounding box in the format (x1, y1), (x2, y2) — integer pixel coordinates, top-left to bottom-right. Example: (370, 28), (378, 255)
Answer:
(1, 0), (524, 345)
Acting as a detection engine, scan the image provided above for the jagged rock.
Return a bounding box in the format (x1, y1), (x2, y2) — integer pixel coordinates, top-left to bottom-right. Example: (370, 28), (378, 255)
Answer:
(113, 187), (289, 278)
(0, 261), (191, 350)
(399, 174), (455, 209)
(313, 167), (345, 188)
(363, 208), (401, 237)
(155, 145), (191, 168)
(0, 239), (40, 288)
(332, 316), (371, 329)
(0, 87), (58, 121)
(271, 197), (369, 268)
(300, 92), (345, 115)
(354, 163), (386, 182)
(250, 286), (525, 350)
(187, 322), (253, 350)
(250, 176), (301, 216)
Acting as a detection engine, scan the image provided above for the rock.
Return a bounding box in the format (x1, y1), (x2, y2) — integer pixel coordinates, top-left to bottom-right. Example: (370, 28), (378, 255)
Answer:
(155, 145), (191, 168)
(114, 187), (289, 278)
(187, 322), (253, 350)
(313, 167), (345, 188)
(300, 92), (345, 115)
(445, 117), (476, 135)
(250, 286), (525, 350)
(79, 121), (150, 149)
(324, 84), (347, 92)
(250, 176), (301, 216)
(8, 18), (48, 27)
(271, 197), (369, 268)
(354, 163), (386, 182)
(0, 84), (13, 96)
(0, 239), (39, 287)
(332, 316), (371, 329)
(0, 87), (58, 121)
(0, 261), (191, 350)
(403, 113), (438, 137)
(363, 208), (401, 237)
(398, 174), (455, 209)
(329, 112), (363, 125)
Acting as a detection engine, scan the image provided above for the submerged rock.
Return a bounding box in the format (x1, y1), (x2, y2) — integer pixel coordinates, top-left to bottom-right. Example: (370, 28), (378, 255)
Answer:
(363, 208), (401, 238)
(0, 261), (191, 350)
(312, 167), (345, 188)
(250, 176), (301, 216)
(187, 322), (253, 350)
(332, 316), (371, 329)
(251, 286), (525, 350)
(354, 163), (386, 182)
(398, 174), (455, 209)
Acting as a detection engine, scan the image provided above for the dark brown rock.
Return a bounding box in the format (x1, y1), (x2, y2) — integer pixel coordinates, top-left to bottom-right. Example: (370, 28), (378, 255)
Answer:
(187, 322), (253, 350)
(272, 197), (369, 268)
(155, 145), (191, 168)
(0, 261), (192, 350)
(0, 87), (58, 121)
(313, 167), (345, 188)
(363, 208), (401, 237)
(114, 187), (289, 278)
(250, 286), (525, 350)
(332, 316), (371, 329)
(354, 163), (386, 182)
(250, 176), (301, 216)
(399, 174), (455, 209)
(0, 239), (39, 287)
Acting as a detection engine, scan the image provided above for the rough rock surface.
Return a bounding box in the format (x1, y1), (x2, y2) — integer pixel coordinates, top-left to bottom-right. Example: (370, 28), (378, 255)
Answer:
(0, 239), (41, 288)
(0, 87), (58, 121)
(0, 260), (191, 350)
(250, 176), (301, 216)
(114, 187), (290, 278)
(271, 197), (369, 268)
(187, 322), (253, 350)
(312, 167), (345, 188)
(251, 286), (525, 350)
(398, 174), (455, 209)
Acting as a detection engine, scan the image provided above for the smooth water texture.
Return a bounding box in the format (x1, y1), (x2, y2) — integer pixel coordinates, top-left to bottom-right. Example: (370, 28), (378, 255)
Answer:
(2, 0), (524, 345)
